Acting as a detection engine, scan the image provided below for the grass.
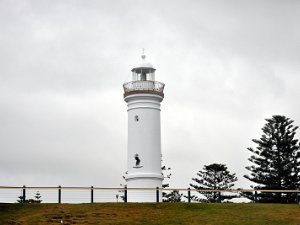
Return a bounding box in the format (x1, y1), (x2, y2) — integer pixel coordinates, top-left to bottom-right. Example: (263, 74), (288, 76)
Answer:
(0, 203), (299, 225)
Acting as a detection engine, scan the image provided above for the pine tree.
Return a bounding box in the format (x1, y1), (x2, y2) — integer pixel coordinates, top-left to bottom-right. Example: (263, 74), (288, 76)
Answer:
(34, 191), (42, 203)
(17, 192), (42, 203)
(164, 190), (183, 202)
(189, 163), (238, 202)
(161, 164), (172, 202)
(118, 184), (127, 202)
(244, 115), (300, 203)
(17, 195), (24, 203)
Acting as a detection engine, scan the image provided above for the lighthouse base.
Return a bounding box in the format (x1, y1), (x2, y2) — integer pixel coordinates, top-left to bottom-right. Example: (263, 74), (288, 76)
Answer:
(126, 176), (163, 202)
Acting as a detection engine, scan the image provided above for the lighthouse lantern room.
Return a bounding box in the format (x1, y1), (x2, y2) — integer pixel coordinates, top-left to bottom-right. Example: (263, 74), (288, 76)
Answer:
(123, 52), (165, 202)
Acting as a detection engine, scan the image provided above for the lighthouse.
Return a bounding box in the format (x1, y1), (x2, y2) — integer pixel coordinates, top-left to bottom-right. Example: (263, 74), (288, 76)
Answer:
(123, 52), (165, 202)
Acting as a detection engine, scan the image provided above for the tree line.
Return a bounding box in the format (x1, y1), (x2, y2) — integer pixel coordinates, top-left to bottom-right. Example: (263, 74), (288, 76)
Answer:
(164, 115), (300, 203)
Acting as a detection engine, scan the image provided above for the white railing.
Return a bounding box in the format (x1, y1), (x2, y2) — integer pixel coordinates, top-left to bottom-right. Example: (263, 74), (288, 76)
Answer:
(123, 81), (165, 94)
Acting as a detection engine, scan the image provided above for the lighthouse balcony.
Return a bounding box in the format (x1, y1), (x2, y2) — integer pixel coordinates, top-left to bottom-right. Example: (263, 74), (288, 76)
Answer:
(123, 81), (165, 97)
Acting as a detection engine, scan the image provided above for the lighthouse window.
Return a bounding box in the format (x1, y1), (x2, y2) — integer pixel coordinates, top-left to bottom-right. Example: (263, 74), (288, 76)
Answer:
(141, 72), (147, 81)
(134, 115), (139, 122)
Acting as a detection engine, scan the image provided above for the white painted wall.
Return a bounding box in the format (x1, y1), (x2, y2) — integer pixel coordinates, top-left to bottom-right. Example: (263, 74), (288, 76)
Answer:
(124, 93), (164, 202)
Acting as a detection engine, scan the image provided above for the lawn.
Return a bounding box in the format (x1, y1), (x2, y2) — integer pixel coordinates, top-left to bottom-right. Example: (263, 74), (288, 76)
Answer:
(0, 203), (299, 225)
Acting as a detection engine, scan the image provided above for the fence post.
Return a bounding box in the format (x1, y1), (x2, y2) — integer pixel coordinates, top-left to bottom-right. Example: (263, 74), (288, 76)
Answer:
(22, 185), (26, 203)
(91, 186), (94, 204)
(124, 187), (127, 203)
(156, 187), (159, 203)
(218, 191), (221, 203)
(188, 188), (191, 203)
(254, 191), (257, 203)
(58, 185), (61, 204)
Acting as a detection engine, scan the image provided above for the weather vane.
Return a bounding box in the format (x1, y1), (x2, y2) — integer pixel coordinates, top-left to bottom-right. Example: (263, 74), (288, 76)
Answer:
(141, 48), (146, 59)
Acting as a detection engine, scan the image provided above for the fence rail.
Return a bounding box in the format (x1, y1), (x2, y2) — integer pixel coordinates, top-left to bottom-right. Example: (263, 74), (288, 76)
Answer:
(0, 186), (299, 204)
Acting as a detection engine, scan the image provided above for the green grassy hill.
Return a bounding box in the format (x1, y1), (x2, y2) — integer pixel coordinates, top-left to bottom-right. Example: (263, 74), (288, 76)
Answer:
(0, 203), (299, 225)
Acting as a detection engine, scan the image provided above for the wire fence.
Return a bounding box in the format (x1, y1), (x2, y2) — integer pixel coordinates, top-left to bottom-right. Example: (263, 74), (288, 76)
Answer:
(0, 186), (299, 204)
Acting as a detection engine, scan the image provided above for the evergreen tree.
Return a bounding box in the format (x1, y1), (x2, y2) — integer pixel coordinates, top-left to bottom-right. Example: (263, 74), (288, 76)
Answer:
(161, 164), (172, 202)
(34, 191), (42, 203)
(189, 163), (238, 202)
(118, 184), (127, 202)
(17, 195), (24, 203)
(244, 115), (300, 203)
(164, 190), (183, 202)
(16, 191), (42, 203)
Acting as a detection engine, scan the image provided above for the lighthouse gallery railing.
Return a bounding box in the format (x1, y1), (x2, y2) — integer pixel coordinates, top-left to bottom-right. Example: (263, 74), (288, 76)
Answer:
(123, 81), (165, 94)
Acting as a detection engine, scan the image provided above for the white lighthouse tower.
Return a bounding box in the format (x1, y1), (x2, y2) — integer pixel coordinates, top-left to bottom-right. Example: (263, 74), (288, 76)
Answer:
(123, 52), (165, 202)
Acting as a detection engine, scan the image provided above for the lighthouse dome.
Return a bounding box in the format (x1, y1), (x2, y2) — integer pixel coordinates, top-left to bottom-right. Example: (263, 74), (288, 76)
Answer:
(131, 54), (156, 72)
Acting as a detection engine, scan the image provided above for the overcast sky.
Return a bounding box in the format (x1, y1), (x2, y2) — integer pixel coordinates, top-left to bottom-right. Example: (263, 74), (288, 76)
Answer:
(1, 0), (300, 191)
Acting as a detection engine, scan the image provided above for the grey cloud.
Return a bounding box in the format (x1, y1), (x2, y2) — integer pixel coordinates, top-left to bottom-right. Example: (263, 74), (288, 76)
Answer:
(0, 0), (300, 192)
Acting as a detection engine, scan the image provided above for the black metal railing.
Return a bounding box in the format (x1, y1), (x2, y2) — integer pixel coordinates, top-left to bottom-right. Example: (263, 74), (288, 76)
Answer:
(1, 186), (300, 204)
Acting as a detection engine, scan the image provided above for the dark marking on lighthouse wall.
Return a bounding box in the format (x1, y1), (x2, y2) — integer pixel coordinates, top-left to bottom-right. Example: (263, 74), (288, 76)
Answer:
(133, 154), (143, 168)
